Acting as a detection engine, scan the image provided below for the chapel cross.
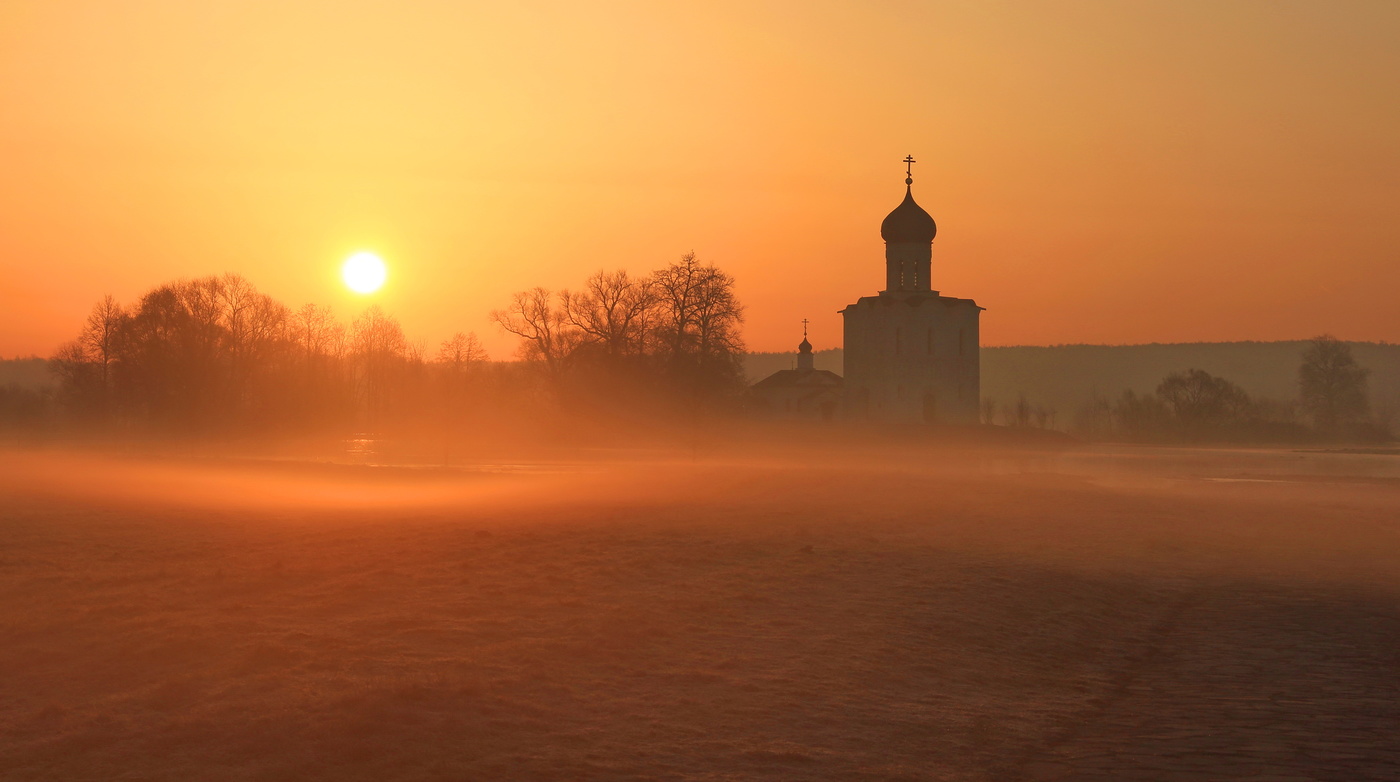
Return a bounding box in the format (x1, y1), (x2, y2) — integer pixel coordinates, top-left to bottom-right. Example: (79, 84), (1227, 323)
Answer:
(802, 318), (810, 338)
(903, 155), (916, 177)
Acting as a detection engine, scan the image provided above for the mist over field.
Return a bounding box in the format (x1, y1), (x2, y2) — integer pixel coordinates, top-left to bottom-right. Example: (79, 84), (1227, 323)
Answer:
(4, 438), (1399, 780)
(3, 2), (1399, 778)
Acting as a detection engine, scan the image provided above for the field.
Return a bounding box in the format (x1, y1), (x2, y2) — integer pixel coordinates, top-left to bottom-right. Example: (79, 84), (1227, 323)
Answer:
(2, 440), (1399, 781)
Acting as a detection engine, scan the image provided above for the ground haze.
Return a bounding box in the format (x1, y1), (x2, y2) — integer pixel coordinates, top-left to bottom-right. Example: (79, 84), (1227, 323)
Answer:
(3, 442), (1398, 780)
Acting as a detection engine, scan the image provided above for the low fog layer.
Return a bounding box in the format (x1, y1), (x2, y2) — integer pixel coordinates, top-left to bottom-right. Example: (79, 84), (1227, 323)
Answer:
(3, 442), (1398, 780)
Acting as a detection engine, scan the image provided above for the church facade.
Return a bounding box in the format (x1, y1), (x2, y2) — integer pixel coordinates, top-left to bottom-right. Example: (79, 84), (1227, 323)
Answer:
(749, 332), (843, 421)
(840, 160), (982, 423)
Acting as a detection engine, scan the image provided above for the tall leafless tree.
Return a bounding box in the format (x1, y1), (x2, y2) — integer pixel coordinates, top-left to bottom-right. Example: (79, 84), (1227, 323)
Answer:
(1299, 335), (1370, 430)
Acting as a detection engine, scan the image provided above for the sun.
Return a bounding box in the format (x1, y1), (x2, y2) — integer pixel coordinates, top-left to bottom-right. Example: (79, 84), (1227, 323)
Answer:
(341, 251), (387, 294)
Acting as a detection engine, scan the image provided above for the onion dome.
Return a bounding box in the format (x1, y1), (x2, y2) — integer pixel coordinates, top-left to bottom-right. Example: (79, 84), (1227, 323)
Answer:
(798, 337), (812, 354)
(880, 183), (937, 243)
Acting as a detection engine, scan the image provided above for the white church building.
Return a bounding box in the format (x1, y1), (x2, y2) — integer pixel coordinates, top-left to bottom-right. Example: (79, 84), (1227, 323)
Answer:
(840, 158), (982, 423)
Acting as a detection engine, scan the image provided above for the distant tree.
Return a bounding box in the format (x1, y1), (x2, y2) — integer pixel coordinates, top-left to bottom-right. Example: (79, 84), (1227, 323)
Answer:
(438, 332), (488, 369)
(0, 383), (51, 430)
(980, 396), (997, 425)
(1299, 335), (1369, 430)
(492, 254), (747, 407)
(1012, 393), (1032, 427)
(49, 340), (101, 414)
(1112, 389), (1172, 441)
(1072, 392), (1112, 439)
(1156, 369), (1251, 435)
(351, 306), (411, 426)
(293, 304), (341, 359)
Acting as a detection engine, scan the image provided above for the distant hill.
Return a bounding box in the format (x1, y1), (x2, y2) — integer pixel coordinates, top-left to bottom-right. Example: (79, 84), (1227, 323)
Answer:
(0, 357), (55, 390)
(746, 342), (1400, 420)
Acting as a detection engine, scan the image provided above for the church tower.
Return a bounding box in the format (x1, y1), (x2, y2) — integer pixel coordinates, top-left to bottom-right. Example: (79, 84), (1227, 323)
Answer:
(840, 157), (982, 423)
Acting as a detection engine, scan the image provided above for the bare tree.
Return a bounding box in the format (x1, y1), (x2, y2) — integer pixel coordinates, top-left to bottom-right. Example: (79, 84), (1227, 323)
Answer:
(490, 288), (577, 372)
(651, 252), (744, 363)
(1299, 335), (1369, 430)
(560, 270), (654, 358)
(650, 253), (746, 393)
(980, 396), (997, 425)
(1013, 393), (1032, 427)
(438, 332), (488, 369)
(293, 304), (339, 358)
(79, 295), (124, 397)
(352, 306), (411, 424)
(1156, 369), (1250, 435)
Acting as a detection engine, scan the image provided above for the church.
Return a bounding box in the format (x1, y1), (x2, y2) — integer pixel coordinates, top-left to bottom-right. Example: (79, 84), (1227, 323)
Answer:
(751, 157), (982, 424)
(747, 325), (844, 421)
(842, 157), (982, 423)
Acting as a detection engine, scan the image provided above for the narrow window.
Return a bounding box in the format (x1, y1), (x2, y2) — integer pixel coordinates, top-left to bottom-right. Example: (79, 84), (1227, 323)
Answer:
(926, 327), (933, 356)
(895, 328), (902, 355)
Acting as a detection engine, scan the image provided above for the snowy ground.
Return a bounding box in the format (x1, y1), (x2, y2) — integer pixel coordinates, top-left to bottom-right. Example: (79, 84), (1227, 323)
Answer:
(2, 444), (1398, 781)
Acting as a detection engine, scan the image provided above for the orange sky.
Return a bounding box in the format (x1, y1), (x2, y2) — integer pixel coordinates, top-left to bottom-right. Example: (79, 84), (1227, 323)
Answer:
(2, 0), (1398, 359)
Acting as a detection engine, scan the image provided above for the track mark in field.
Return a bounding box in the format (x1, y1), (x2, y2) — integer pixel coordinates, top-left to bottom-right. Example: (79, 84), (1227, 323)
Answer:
(1008, 583), (1400, 781)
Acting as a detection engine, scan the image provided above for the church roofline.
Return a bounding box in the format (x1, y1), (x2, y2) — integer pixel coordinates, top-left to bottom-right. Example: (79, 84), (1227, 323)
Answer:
(750, 368), (844, 390)
(839, 293), (984, 314)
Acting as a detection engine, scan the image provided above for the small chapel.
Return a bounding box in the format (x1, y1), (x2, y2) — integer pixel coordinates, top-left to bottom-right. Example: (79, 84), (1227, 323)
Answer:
(840, 157), (982, 423)
(748, 323), (844, 421)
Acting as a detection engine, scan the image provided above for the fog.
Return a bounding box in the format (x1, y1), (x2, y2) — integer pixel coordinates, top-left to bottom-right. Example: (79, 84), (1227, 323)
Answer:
(3, 437), (1398, 780)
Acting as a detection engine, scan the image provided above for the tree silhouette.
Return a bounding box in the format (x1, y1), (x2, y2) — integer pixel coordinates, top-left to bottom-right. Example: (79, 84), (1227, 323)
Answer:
(650, 252), (745, 394)
(980, 396), (996, 425)
(1156, 369), (1251, 436)
(561, 270), (655, 360)
(492, 254), (746, 404)
(1299, 335), (1369, 430)
(490, 287), (575, 373)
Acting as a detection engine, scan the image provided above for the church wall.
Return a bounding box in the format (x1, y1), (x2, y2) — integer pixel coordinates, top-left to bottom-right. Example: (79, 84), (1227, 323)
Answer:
(842, 294), (980, 424)
(750, 385), (841, 421)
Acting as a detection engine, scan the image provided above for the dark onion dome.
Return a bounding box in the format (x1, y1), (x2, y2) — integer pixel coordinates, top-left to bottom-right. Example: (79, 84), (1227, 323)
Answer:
(798, 337), (813, 353)
(880, 184), (937, 243)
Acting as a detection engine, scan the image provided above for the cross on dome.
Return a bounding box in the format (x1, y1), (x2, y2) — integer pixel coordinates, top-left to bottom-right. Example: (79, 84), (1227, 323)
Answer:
(881, 154), (936, 244)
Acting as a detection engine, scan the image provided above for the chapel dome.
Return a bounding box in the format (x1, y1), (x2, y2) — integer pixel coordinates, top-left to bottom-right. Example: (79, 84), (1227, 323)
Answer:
(798, 337), (813, 353)
(880, 184), (937, 243)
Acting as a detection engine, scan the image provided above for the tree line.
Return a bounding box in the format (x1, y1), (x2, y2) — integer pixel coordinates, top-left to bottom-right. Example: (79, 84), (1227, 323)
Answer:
(490, 252), (746, 412)
(1053, 336), (1388, 443)
(45, 274), (478, 433)
(23, 253), (744, 437)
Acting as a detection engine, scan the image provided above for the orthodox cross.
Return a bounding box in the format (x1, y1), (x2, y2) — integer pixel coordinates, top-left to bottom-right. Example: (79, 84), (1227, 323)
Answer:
(801, 318), (809, 338)
(903, 155), (916, 177)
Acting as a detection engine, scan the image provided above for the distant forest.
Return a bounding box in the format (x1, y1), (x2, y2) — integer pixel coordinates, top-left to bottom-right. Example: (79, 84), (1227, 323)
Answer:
(746, 341), (1399, 437)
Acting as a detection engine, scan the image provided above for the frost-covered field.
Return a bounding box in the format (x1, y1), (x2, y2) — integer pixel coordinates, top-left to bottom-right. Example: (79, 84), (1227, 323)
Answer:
(2, 446), (1398, 781)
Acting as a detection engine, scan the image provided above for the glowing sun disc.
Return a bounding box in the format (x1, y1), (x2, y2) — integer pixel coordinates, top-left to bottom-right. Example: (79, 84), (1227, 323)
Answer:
(342, 252), (387, 294)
